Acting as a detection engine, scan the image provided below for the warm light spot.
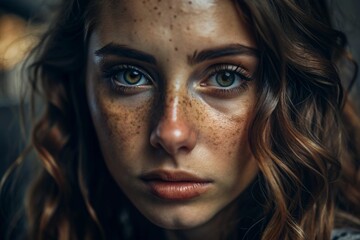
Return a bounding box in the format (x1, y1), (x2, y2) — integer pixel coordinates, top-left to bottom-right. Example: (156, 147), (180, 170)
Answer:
(0, 14), (38, 70)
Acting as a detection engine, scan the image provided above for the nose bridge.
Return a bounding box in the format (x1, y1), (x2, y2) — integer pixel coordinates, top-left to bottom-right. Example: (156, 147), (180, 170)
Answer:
(163, 84), (187, 123)
(150, 80), (197, 155)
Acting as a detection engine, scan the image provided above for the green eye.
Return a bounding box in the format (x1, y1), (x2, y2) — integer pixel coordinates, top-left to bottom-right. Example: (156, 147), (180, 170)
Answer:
(123, 69), (142, 85)
(215, 71), (236, 87)
(199, 64), (252, 98)
(110, 65), (152, 87)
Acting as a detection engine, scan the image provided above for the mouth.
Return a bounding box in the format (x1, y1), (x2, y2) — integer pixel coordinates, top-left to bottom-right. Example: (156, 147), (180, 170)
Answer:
(140, 170), (213, 201)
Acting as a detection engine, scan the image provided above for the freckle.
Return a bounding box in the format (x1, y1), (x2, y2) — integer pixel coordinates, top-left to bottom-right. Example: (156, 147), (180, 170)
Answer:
(174, 47), (178, 51)
(186, 26), (190, 30)
(170, 24), (173, 29)
(158, 0), (161, 2)
(168, 38), (172, 42)
(188, 1), (192, 4)
(133, 19), (137, 22)
(169, 6), (173, 9)
(173, 15), (177, 19)
(166, 58), (169, 62)
(154, 6), (158, 10)
(158, 12), (161, 16)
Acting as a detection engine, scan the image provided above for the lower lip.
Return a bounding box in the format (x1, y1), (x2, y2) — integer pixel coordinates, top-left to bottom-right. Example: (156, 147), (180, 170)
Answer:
(145, 181), (211, 201)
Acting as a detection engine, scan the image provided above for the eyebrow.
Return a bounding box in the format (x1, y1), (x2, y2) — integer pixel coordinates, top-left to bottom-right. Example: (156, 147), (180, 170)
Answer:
(94, 43), (157, 65)
(94, 43), (258, 66)
(188, 44), (259, 65)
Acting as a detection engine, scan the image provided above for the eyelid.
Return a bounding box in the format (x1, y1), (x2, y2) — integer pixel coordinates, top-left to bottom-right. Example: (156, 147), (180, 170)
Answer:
(206, 63), (253, 81)
(103, 64), (153, 80)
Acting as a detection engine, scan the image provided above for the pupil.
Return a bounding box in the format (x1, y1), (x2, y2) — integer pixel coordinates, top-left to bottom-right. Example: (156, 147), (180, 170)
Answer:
(125, 70), (141, 84)
(216, 71), (235, 87)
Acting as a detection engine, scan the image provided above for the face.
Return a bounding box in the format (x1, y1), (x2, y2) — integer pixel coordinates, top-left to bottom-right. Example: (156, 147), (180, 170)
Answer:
(86, 0), (259, 231)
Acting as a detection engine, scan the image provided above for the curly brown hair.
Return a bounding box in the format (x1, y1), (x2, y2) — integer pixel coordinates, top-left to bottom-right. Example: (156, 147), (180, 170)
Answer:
(3, 0), (360, 239)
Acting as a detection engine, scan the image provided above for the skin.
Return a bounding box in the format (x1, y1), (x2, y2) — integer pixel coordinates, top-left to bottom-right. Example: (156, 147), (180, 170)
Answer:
(86, 0), (259, 239)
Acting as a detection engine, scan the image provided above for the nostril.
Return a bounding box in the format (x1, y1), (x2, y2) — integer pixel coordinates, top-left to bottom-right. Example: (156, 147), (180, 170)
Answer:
(178, 146), (190, 153)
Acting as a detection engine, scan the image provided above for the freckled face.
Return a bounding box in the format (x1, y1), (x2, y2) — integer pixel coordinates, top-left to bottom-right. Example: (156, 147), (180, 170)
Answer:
(86, 0), (259, 230)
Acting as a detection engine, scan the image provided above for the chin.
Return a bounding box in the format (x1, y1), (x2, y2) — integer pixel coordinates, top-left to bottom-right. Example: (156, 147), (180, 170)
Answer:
(151, 219), (206, 230)
(141, 208), (215, 230)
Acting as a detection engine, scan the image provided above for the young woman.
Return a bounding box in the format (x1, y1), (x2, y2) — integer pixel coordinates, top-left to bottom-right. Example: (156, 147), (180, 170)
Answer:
(8, 0), (360, 239)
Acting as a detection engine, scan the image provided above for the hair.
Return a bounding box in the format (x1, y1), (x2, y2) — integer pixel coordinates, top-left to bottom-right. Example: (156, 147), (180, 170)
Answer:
(4, 0), (360, 239)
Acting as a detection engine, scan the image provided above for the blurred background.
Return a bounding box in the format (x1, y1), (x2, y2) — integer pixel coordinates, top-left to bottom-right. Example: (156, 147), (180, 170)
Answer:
(0, 0), (359, 239)
(0, 0), (60, 238)
(0, 0), (60, 168)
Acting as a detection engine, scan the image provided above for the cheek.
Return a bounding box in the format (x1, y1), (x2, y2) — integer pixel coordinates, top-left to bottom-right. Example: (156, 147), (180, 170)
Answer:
(209, 117), (253, 175)
(196, 101), (257, 187)
(88, 88), (152, 161)
(198, 102), (252, 157)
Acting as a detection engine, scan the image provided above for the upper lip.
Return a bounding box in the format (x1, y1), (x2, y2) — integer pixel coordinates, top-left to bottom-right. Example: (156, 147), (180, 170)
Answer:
(140, 170), (212, 182)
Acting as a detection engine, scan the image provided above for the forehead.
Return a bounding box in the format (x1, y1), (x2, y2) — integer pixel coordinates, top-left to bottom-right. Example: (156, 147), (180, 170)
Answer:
(102, 0), (234, 20)
(95, 0), (256, 49)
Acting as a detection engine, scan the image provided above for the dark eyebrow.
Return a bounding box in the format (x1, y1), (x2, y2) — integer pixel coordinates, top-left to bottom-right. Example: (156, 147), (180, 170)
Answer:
(94, 43), (157, 65)
(188, 44), (259, 65)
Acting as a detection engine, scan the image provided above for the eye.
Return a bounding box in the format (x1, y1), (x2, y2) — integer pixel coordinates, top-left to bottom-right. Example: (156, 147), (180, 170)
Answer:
(200, 64), (251, 97)
(110, 65), (152, 87)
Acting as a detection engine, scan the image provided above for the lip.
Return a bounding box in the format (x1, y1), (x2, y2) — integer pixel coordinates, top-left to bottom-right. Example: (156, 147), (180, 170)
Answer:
(140, 170), (213, 201)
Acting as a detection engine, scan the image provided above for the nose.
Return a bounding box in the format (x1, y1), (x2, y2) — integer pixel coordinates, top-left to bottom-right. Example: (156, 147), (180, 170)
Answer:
(150, 95), (197, 155)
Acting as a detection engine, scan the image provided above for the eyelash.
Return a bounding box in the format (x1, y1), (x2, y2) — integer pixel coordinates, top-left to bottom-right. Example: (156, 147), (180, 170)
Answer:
(101, 63), (252, 96)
